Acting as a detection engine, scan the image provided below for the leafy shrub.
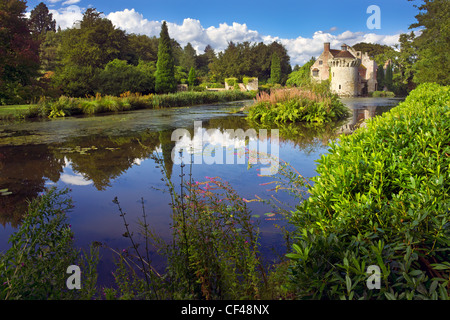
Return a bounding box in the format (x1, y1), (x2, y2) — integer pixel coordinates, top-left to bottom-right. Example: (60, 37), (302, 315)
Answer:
(247, 87), (349, 124)
(287, 83), (450, 300)
(225, 77), (238, 88)
(370, 91), (396, 98)
(0, 187), (99, 299)
(243, 77), (257, 86)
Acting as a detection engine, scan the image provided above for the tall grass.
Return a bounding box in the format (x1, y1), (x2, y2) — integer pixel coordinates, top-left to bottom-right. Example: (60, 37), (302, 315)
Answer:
(10, 90), (256, 120)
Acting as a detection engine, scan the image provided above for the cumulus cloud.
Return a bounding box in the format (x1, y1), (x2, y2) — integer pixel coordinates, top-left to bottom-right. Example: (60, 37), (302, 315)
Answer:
(60, 173), (93, 186)
(49, 5), (83, 29)
(62, 0), (81, 5)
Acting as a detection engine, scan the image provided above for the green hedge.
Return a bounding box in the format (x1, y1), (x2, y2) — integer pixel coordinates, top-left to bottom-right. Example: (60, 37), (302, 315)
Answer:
(287, 83), (450, 300)
(225, 77), (238, 87)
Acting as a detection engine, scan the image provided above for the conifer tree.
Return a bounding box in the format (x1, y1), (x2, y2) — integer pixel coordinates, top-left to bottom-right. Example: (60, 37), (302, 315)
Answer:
(384, 61), (393, 91)
(155, 21), (176, 94)
(270, 53), (281, 84)
(376, 64), (384, 90)
(188, 67), (196, 88)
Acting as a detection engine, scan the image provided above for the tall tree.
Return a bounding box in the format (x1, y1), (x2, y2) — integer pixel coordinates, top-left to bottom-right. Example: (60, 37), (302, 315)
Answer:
(0, 0), (40, 104)
(181, 42), (197, 72)
(127, 34), (159, 64)
(384, 61), (394, 91)
(155, 21), (177, 93)
(188, 66), (196, 88)
(54, 8), (129, 96)
(29, 2), (56, 39)
(376, 63), (384, 90)
(270, 53), (281, 84)
(408, 0), (450, 85)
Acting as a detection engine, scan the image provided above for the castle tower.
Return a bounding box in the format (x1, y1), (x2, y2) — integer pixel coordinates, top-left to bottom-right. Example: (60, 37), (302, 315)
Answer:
(328, 45), (361, 97)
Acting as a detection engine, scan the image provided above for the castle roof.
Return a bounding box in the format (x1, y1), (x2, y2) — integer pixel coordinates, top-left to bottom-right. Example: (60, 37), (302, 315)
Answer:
(334, 50), (356, 59)
(329, 49), (341, 56)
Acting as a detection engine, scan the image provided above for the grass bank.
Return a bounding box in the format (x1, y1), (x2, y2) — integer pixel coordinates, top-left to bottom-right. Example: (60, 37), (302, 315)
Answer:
(0, 90), (256, 121)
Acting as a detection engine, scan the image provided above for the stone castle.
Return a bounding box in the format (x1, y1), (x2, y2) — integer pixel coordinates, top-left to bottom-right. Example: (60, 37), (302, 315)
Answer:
(310, 42), (379, 97)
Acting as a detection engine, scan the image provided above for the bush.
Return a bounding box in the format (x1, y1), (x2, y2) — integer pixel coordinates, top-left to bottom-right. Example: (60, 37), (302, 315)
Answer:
(287, 83), (450, 299)
(370, 91), (396, 98)
(247, 87), (349, 124)
(225, 77), (238, 88)
(0, 187), (99, 299)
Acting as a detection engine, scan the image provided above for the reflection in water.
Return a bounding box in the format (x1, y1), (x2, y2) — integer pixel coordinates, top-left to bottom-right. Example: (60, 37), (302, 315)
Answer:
(0, 98), (402, 226)
(0, 98), (402, 285)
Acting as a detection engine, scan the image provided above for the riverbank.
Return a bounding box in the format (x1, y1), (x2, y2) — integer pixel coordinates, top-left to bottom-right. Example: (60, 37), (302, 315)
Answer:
(0, 90), (256, 121)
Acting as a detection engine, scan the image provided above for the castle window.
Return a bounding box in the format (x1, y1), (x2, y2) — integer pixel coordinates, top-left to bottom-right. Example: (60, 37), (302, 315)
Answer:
(319, 60), (323, 65)
(339, 85), (341, 89)
(312, 69), (319, 77)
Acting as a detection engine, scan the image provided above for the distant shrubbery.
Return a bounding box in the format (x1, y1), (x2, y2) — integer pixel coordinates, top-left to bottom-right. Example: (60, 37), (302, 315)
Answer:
(369, 91), (396, 98)
(286, 83), (450, 299)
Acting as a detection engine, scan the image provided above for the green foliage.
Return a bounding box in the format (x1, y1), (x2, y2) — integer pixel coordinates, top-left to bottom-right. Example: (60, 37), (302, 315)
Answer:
(369, 91), (395, 98)
(209, 41), (291, 84)
(243, 77), (257, 86)
(0, 0), (40, 104)
(23, 90), (255, 119)
(106, 154), (267, 300)
(224, 77), (238, 88)
(0, 187), (99, 299)
(409, 0), (450, 86)
(376, 64), (385, 89)
(352, 42), (395, 58)
(384, 61), (394, 91)
(187, 67), (197, 88)
(270, 53), (281, 84)
(287, 83), (450, 299)
(247, 86), (349, 124)
(286, 57), (316, 87)
(28, 2), (56, 38)
(97, 59), (155, 96)
(155, 21), (177, 94)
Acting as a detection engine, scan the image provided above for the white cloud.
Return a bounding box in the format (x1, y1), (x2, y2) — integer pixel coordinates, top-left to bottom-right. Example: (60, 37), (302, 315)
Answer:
(49, 5), (83, 29)
(62, 0), (81, 5)
(60, 173), (93, 186)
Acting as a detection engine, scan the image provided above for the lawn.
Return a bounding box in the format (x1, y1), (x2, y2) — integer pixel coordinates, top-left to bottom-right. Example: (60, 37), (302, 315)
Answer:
(0, 105), (35, 118)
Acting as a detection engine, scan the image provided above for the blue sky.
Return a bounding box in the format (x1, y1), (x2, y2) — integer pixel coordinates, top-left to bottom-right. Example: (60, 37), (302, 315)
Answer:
(25, 0), (421, 65)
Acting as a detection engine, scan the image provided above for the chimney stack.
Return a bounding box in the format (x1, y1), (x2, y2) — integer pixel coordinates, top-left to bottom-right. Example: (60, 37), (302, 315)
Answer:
(324, 42), (330, 53)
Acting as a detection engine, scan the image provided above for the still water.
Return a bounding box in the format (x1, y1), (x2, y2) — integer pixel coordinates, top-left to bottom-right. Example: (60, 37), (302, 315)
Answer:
(0, 97), (402, 286)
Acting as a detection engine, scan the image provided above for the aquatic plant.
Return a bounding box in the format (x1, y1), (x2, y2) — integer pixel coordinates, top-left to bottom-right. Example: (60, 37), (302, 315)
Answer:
(247, 87), (349, 124)
(105, 150), (267, 300)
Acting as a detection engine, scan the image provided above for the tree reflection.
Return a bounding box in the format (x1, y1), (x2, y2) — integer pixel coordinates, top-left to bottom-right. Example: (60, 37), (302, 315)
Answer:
(0, 145), (64, 227)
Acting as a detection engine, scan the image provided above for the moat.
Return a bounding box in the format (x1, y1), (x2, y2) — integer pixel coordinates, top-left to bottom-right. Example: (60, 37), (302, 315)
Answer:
(0, 97), (402, 285)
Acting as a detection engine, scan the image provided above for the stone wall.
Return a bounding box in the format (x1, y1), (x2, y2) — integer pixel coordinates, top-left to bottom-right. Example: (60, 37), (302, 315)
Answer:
(329, 58), (360, 97)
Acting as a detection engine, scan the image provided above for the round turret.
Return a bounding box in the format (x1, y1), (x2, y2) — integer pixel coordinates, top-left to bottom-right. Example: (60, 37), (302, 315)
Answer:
(329, 47), (361, 97)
